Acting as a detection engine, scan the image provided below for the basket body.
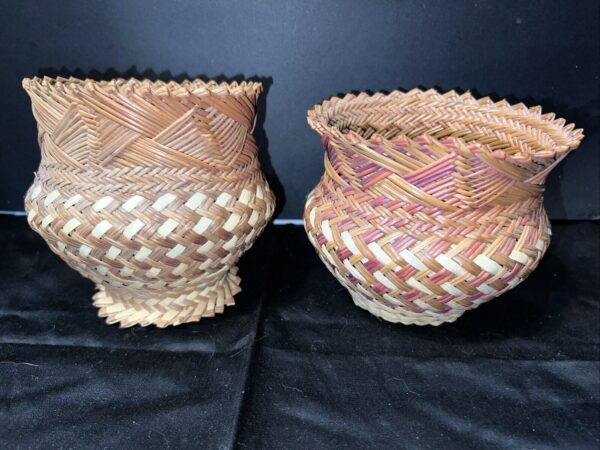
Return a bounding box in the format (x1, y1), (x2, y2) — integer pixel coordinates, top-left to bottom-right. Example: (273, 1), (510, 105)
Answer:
(304, 89), (583, 325)
(23, 77), (275, 328)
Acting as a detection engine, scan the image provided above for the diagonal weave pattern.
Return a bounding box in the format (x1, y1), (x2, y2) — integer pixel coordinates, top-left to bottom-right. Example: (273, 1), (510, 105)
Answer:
(23, 76), (275, 328)
(304, 89), (583, 325)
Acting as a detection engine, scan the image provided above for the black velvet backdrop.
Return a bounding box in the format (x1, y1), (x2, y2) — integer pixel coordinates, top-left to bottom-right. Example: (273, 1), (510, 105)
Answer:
(0, 0), (598, 219)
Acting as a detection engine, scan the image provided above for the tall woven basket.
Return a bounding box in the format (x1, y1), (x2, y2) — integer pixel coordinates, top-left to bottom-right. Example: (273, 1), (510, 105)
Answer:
(23, 76), (275, 328)
(304, 89), (583, 325)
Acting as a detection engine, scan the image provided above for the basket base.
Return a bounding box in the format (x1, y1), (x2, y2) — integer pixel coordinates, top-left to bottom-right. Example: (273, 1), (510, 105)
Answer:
(92, 269), (242, 328)
(350, 291), (466, 326)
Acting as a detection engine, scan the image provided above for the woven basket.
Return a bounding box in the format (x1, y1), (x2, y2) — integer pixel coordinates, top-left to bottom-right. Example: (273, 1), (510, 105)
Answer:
(23, 76), (275, 328)
(304, 89), (583, 325)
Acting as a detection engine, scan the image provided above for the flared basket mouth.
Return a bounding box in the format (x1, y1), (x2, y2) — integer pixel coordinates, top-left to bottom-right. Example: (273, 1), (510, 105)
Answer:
(307, 89), (584, 166)
(23, 76), (263, 99)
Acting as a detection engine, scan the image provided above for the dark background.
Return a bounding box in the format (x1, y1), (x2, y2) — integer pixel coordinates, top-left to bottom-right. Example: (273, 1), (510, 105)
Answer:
(0, 0), (598, 219)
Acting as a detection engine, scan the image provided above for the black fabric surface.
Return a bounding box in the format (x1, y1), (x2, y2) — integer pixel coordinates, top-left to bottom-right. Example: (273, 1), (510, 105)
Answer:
(1, 217), (599, 449)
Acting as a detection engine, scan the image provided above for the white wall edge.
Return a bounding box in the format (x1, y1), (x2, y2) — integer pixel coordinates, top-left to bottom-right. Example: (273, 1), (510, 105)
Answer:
(0, 210), (26, 216)
(0, 209), (304, 225)
(273, 219), (304, 225)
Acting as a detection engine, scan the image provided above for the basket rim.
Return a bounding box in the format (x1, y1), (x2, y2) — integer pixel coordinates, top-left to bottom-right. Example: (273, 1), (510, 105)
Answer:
(22, 75), (263, 98)
(307, 88), (584, 164)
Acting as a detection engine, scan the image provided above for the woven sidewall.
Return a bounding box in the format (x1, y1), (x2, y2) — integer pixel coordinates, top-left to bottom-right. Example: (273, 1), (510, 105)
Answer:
(23, 77), (275, 328)
(304, 89), (583, 326)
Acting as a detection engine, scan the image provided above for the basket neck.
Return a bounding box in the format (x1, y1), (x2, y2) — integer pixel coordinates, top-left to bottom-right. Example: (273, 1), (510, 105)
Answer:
(24, 78), (261, 171)
(322, 134), (552, 211)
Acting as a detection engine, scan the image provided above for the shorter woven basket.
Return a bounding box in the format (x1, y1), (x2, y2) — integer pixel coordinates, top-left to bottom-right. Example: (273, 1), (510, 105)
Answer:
(23, 76), (275, 328)
(304, 89), (583, 325)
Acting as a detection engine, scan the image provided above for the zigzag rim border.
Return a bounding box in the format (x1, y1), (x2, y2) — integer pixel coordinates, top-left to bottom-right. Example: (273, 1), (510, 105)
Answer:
(22, 75), (263, 98)
(307, 88), (584, 165)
